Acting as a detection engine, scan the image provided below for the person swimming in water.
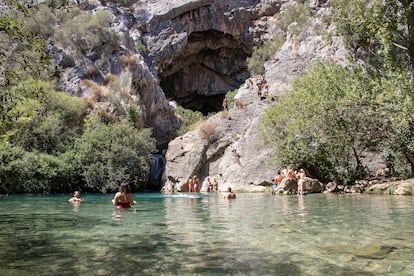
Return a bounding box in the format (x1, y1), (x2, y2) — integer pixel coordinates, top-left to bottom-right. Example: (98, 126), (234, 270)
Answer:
(112, 182), (136, 209)
(68, 191), (82, 203)
(224, 187), (236, 199)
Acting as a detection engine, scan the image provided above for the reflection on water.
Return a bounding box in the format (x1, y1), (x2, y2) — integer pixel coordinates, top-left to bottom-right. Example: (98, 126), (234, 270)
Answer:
(0, 193), (414, 275)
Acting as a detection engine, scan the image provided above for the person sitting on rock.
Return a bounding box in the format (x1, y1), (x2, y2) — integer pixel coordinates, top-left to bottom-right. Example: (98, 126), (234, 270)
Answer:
(256, 74), (265, 98)
(263, 83), (269, 98)
(286, 166), (297, 179)
(272, 170), (284, 194)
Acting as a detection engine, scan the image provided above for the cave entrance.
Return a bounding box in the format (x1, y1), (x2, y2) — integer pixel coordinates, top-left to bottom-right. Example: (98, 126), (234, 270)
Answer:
(159, 30), (251, 115)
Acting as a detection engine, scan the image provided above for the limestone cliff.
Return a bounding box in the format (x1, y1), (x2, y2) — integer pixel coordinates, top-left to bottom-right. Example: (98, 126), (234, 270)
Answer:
(162, 0), (347, 192)
(49, 0), (345, 191)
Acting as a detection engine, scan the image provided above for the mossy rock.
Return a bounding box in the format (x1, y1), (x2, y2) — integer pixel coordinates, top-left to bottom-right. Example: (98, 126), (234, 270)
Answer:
(353, 245), (395, 259)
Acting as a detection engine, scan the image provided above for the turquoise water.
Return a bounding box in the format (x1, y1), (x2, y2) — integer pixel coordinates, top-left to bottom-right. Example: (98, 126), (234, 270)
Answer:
(0, 193), (413, 275)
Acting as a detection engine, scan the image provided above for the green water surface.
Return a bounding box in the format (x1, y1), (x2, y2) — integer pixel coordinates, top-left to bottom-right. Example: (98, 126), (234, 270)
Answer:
(0, 193), (413, 275)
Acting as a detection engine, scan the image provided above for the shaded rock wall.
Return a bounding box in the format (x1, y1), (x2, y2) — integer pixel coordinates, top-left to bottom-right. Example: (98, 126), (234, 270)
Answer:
(141, 0), (281, 113)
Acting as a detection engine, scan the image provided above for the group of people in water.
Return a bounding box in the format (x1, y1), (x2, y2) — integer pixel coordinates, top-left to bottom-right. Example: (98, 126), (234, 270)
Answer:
(68, 182), (137, 209)
(272, 166), (307, 195)
(68, 177), (237, 208)
(68, 165), (309, 207)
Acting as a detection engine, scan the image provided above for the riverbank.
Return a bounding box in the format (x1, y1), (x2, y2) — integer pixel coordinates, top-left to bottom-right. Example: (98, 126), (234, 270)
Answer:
(323, 177), (414, 195)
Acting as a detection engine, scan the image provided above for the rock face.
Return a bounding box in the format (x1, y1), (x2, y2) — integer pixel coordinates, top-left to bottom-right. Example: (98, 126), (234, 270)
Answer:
(141, 0), (281, 114)
(52, 0), (281, 146)
(163, 1), (348, 192)
(45, 0), (348, 191)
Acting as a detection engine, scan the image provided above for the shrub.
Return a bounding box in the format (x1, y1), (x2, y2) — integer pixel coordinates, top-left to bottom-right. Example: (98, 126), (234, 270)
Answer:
(175, 106), (204, 136)
(119, 55), (138, 68)
(25, 4), (56, 38)
(198, 121), (218, 140)
(6, 79), (87, 154)
(0, 142), (73, 193)
(225, 89), (238, 109)
(247, 33), (285, 76)
(278, 1), (310, 34)
(56, 10), (119, 58)
(75, 117), (156, 192)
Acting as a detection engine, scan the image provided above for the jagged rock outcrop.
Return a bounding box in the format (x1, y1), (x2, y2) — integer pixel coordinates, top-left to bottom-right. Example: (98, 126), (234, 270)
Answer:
(141, 0), (281, 113)
(46, 0), (347, 191)
(163, 1), (347, 192)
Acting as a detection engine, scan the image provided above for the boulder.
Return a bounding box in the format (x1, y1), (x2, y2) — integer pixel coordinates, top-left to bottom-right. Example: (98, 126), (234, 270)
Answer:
(301, 178), (325, 193)
(326, 182), (338, 193)
(276, 178), (298, 194)
(393, 186), (412, 195)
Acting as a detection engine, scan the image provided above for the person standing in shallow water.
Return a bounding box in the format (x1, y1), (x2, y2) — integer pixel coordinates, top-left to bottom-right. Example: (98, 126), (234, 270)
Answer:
(193, 175), (200, 192)
(112, 182), (136, 209)
(188, 177), (194, 192)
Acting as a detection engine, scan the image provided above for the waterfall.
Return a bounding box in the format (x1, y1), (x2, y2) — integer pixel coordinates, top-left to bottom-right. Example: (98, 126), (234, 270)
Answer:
(148, 153), (165, 191)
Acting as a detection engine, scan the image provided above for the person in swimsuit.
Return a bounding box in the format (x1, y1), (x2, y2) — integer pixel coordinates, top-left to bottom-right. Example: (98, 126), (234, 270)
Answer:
(297, 168), (307, 195)
(272, 170), (284, 194)
(188, 177), (194, 192)
(112, 182), (136, 209)
(68, 191), (82, 202)
(224, 187), (236, 199)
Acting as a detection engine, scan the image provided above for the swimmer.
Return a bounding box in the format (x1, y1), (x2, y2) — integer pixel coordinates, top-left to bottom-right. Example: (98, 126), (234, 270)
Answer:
(224, 187), (236, 199)
(112, 182), (136, 209)
(68, 191), (81, 203)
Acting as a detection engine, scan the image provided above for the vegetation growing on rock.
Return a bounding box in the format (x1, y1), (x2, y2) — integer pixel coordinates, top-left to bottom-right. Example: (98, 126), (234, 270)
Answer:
(260, 0), (414, 184)
(0, 1), (155, 194)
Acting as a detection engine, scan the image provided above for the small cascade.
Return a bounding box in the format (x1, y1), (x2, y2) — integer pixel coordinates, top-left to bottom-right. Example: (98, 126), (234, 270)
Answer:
(147, 153), (165, 191)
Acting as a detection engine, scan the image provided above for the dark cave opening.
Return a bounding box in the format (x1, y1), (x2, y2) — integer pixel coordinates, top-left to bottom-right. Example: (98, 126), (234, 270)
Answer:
(158, 29), (251, 115)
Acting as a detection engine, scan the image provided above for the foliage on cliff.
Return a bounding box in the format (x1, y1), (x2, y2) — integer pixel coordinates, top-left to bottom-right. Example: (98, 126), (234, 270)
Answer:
(261, 0), (414, 183)
(0, 1), (155, 194)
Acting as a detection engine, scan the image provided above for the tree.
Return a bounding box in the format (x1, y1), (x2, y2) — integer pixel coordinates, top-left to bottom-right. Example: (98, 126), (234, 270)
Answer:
(332, 0), (414, 174)
(333, 0), (414, 80)
(0, 1), (51, 124)
(260, 62), (413, 183)
(75, 117), (156, 193)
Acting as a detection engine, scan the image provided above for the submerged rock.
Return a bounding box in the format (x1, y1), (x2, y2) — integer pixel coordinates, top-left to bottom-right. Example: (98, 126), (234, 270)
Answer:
(353, 245), (395, 260)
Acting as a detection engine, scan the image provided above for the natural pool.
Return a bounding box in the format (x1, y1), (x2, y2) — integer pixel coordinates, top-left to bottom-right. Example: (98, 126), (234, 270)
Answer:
(0, 193), (413, 275)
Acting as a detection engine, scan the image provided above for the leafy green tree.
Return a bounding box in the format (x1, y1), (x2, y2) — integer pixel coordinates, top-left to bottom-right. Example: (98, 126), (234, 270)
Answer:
(75, 117), (156, 193)
(0, 142), (74, 194)
(0, 1), (51, 123)
(332, 0), (414, 79)
(331, 0), (414, 175)
(260, 62), (413, 183)
(4, 79), (86, 154)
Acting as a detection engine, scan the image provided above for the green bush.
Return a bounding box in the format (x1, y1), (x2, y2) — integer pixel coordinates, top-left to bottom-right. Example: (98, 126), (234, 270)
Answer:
(25, 4), (56, 38)
(278, 2), (310, 34)
(260, 62), (413, 184)
(75, 117), (156, 193)
(175, 106), (204, 136)
(56, 10), (119, 58)
(247, 33), (285, 76)
(0, 142), (73, 194)
(5, 79), (87, 154)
